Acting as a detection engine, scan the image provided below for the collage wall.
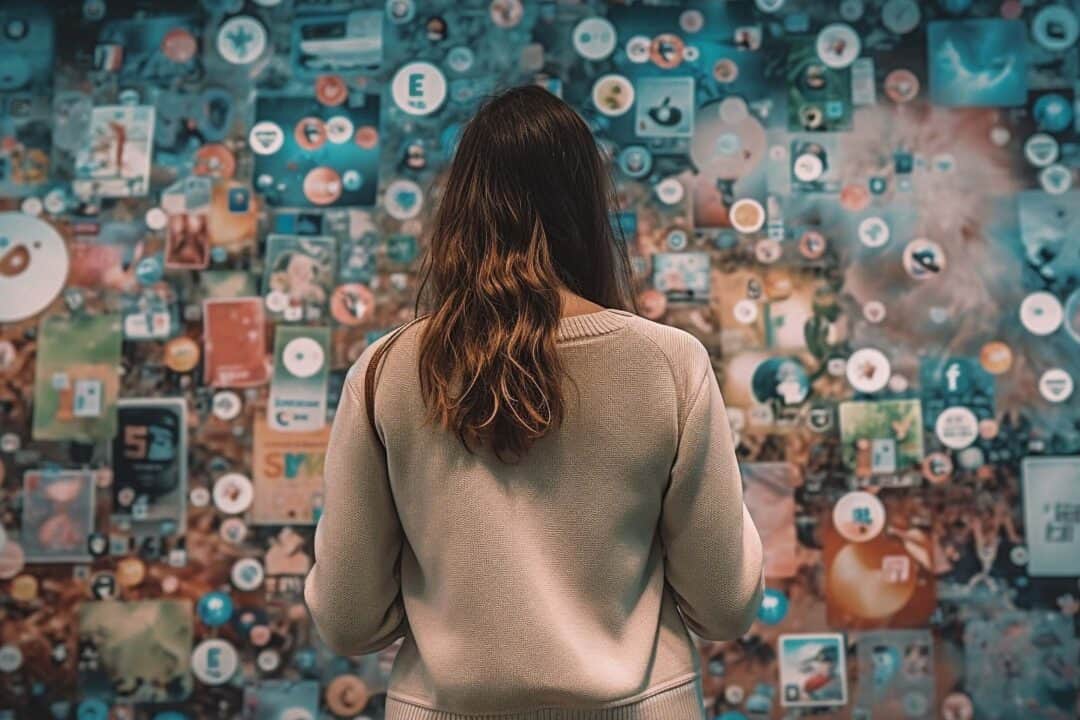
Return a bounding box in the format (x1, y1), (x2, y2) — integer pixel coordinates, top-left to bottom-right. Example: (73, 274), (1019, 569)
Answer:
(1, 0), (1079, 718)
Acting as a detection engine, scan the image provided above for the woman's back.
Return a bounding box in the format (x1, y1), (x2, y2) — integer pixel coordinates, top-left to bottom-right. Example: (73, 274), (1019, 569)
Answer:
(305, 308), (765, 719)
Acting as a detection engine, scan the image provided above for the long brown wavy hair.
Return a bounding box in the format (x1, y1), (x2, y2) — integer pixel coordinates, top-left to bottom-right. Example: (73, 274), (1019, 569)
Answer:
(411, 83), (638, 464)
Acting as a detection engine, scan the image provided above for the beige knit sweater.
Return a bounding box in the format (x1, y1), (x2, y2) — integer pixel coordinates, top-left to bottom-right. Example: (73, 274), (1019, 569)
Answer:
(304, 308), (765, 719)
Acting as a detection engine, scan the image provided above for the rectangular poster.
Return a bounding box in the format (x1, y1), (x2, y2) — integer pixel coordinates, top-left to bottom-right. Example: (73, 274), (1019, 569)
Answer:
(268, 325), (330, 432)
(1021, 456), (1080, 576)
(202, 297), (270, 388)
(839, 399), (925, 487)
(262, 234), (336, 323)
(21, 469), (96, 563)
(32, 313), (123, 442)
(778, 633), (848, 708)
(111, 398), (188, 537)
(854, 629), (934, 718)
(251, 416), (330, 526)
(73, 104), (155, 197)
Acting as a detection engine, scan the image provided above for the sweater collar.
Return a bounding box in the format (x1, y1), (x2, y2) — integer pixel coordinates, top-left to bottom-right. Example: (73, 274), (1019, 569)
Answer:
(555, 309), (630, 342)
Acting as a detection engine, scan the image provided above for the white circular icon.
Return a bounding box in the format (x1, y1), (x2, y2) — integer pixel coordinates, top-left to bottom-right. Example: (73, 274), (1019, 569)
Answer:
(1023, 133), (1059, 167)
(282, 337), (326, 378)
(654, 177), (685, 205)
(265, 289), (289, 313)
(192, 639), (239, 685)
(144, 207), (168, 230)
(816, 23), (861, 69)
(793, 152), (824, 182)
(325, 115), (355, 144)
(902, 238), (946, 280)
(733, 299), (759, 324)
(833, 490), (886, 543)
(1039, 164), (1073, 195)
(216, 16), (267, 65)
(231, 557), (265, 591)
(384, 178), (423, 220)
(572, 17), (617, 60)
(846, 347), (891, 393)
(1019, 291), (1064, 335)
(0, 212), (70, 323)
(858, 217), (890, 248)
(935, 406), (979, 450)
(212, 391), (242, 421)
(1038, 368), (1074, 403)
(592, 74), (635, 117)
(863, 300), (886, 323)
(249, 121), (284, 155)
(391, 61), (447, 116)
(625, 35), (651, 63)
(213, 473), (254, 515)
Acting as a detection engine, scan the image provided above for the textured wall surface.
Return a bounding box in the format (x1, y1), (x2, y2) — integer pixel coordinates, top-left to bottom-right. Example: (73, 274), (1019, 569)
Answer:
(0, 0), (1079, 718)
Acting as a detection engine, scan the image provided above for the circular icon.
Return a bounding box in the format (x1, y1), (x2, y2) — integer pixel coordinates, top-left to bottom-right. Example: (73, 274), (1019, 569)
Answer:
(754, 238), (782, 264)
(922, 451), (953, 484)
(331, 283), (376, 326)
(326, 674), (371, 717)
(625, 35), (650, 63)
(213, 473), (254, 514)
(847, 347), (891, 393)
(282, 337), (325, 378)
(655, 177), (684, 205)
(799, 230), (827, 259)
(1033, 93), (1073, 133)
(194, 143), (236, 179)
(1032, 5), (1079, 51)
(231, 557), (265, 591)
(617, 145), (652, 179)
(1019, 291), (1064, 335)
(315, 74), (348, 106)
(384, 178), (423, 220)
(858, 216), (890, 248)
(145, 207), (168, 230)
(713, 58), (739, 83)
(162, 27), (198, 63)
(391, 61), (447, 116)
(902, 238), (946, 279)
(840, 184), (871, 211)
(446, 46), (474, 73)
(572, 17), (616, 60)
(220, 517), (248, 545)
(882, 0), (920, 34)
(164, 336), (201, 373)
(197, 590), (234, 627)
(192, 639), (239, 685)
(293, 117), (327, 151)
(325, 115), (355, 145)
(979, 341), (1013, 375)
(1039, 164), (1073, 195)
(249, 121), (284, 155)
(793, 150), (825, 183)
(729, 198), (765, 234)
(216, 16), (267, 64)
(863, 300), (886, 323)
(303, 167), (343, 205)
(733, 299), (759, 325)
(1024, 132), (1059, 167)
(649, 33), (685, 69)
(212, 390), (243, 420)
(592, 74), (635, 117)
(816, 23), (860, 68)
(0, 212), (70, 322)
(833, 491), (886, 542)
(935, 406), (979, 449)
(1039, 368), (1074, 403)
(1009, 545), (1028, 566)
(884, 68), (919, 102)
(756, 587), (789, 625)
(0, 644), (23, 673)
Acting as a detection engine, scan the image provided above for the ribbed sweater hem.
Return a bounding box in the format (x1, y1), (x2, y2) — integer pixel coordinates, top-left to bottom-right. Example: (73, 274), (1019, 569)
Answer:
(384, 673), (705, 720)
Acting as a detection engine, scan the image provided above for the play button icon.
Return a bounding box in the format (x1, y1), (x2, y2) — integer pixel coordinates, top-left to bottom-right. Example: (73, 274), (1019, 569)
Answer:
(249, 120), (284, 155)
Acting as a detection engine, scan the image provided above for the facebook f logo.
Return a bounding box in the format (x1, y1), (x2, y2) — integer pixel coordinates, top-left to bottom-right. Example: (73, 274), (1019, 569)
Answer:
(945, 362), (961, 392)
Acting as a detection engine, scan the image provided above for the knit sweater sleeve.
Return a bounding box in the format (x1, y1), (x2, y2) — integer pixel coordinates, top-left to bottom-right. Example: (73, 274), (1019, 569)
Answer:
(659, 353), (765, 642)
(303, 340), (409, 656)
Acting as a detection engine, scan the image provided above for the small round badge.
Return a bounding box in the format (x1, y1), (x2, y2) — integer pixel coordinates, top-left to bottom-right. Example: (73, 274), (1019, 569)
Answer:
(816, 23), (860, 69)
(572, 17), (617, 61)
(1019, 291), (1064, 335)
(846, 348), (891, 393)
(857, 217), (890, 248)
(1038, 368), (1074, 403)
(213, 473), (254, 514)
(192, 639), (239, 685)
(935, 406), (979, 449)
(902, 238), (946, 280)
(833, 490), (886, 542)
(729, 198), (765, 234)
(391, 61), (447, 116)
(216, 16), (267, 65)
(592, 74), (635, 117)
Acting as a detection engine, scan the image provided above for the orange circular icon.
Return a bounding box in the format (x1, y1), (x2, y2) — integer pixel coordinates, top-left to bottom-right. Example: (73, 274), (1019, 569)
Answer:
(294, 117), (327, 151)
(840, 183), (870, 211)
(650, 33), (685, 69)
(354, 125), (379, 149)
(162, 28), (198, 63)
(303, 166), (342, 205)
(193, 143), (236, 179)
(316, 74), (349, 106)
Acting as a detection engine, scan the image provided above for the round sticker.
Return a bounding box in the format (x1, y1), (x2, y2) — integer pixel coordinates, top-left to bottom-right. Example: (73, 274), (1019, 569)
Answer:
(816, 23), (860, 69)
(446, 46), (474, 73)
(220, 517), (248, 545)
(1039, 368), (1074, 403)
(1033, 93), (1073, 133)
(882, 0), (920, 34)
(256, 648), (281, 673)
(1039, 164), (1073, 195)
(303, 167), (343, 206)
(922, 452), (953, 484)
(145, 207), (168, 230)
(863, 300), (886, 323)
(625, 35), (651, 63)
(197, 591), (234, 627)
(649, 33), (685, 69)
(1032, 5), (1079, 51)
(858, 217), (890, 248)
(592, 74), (635, 117)
(212, 390), (242, 420)
(833, 490), (886, 542)
(1019, 291), (1064, 335)
(194, 143), (236, 179)
(883, 68), (920, 103)
(0, 212), (70, 322)
(902, 238), (946, 279)
(935, 406), (979, 449)
(213, 473), (254, 514)
(326, 675), (370, 717)
(979, 341), (1013, 375)
(294, 117), (327, 151)
(192, 639), (238, 685)
(793, 150), (825, 182)
(162, 27), (198, 63)
(331, 284), (376, 326)
(729, 198), (765, 234)
(282, 337), (325, 378)
(847, 347), (891, 393)
(249, 121), (284, 155)
(799, 230), (827, 259)
(315, 74), (349, 106)
(231, 557), (265, 591)
(216, 16), (267, 64)
(572, 17), (616, 60)
(384, 178), (423, 220)
(391, 61), (447, 116)
(325, 115), (355, 144)
(0, 644), (23, 673)
(756, 587), (789, 625)
(617, 145), (652, 179)
(840, 184), (871, 211)
(733, 299), (759, 324)
(754, 238), (781, 264)
(1023, 132), (1059, 167)
(163, 336), (200, 373)
(654, 177), (684, 205)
